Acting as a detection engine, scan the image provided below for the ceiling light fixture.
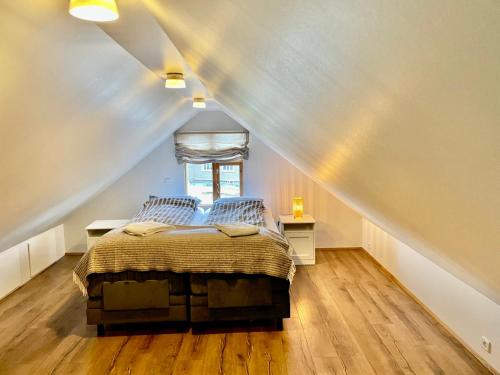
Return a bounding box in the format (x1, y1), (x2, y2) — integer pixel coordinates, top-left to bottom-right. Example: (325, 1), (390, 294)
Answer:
(165, 73), (186, 89)
(69, 0), (119, 22)
(192, 98), (206, 109)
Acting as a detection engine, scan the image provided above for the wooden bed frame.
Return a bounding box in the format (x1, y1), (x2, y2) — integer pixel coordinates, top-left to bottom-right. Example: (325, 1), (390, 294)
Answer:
(85, 271), (290, 335)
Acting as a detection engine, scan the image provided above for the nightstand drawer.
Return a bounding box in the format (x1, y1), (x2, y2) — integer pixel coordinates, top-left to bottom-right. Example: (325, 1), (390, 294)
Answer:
(285, 231), (314, 260)
(282, 222), (314, 231)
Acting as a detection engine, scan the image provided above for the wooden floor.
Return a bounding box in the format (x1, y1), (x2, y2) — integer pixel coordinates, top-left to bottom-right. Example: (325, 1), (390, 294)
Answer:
(0, 250), (490, 375)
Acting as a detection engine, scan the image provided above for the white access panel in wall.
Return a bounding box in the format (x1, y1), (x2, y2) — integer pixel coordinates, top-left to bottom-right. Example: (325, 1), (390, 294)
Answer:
(0, 243), (30, 300)
(28, 224), (65, 277)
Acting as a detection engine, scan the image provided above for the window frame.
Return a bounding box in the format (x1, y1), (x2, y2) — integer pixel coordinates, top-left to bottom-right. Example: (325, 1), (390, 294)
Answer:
(184, 161), (243, 204)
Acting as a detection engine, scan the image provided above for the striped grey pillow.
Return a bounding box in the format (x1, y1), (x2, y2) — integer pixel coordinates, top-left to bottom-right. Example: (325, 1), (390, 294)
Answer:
(147, 195), (200, 211)
(206, 198), (265, 226)
(132, 196), (200, 225)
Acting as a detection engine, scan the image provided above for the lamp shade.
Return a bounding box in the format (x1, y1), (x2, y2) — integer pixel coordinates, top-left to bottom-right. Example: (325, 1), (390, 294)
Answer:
(69, 0), (119, 22)
(165, 73), (186, 89)
(192, 98), (206, 109)
(292, 197), (304, 219)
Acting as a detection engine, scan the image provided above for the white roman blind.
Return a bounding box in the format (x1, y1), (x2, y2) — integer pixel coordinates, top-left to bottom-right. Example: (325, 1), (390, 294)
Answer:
(174, 131), (249, 164)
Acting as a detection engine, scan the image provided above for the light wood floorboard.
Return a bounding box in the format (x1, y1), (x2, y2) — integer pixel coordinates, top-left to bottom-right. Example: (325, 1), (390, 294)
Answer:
(0, 250), (491, 374)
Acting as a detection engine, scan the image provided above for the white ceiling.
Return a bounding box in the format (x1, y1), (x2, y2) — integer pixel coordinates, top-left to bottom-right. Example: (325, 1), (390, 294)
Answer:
(142, 0), (500, 302)
(97, 0), (221, 110)
(0, 1), (498, 303)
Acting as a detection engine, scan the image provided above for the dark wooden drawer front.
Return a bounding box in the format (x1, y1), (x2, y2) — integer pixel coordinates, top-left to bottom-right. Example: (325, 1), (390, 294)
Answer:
(207, 278), (272, 308)
(103, 280), (170, 311)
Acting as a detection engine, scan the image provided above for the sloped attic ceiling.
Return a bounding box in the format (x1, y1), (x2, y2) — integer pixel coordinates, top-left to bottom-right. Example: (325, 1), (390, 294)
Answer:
(0, 0), (498, 305)
(144, 1), (500, 302)
(0, 1), (197, 251)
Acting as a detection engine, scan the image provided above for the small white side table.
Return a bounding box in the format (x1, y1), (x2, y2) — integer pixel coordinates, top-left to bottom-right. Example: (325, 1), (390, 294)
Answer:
(278, 215), (316, 265)
(85, 219), (129, 251)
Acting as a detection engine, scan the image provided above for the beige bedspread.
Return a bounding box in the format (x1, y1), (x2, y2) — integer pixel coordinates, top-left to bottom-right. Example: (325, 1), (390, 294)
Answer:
(73, 225), (295, 296)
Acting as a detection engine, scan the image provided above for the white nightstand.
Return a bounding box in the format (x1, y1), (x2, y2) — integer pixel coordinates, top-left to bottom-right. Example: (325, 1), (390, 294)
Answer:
(85, 220), (129, 251)
(278, 215), (316, 265)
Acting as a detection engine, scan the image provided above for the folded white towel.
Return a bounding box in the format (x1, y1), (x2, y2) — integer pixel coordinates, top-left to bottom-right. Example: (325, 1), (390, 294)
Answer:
(215, 223), (259, 237)
(123, 221), (175, 237)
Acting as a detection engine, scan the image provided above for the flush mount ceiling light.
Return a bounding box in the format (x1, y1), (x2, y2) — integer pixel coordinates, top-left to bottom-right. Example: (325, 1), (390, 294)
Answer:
(192, 98), (206, 109)
(165, 73), (186, 89)
(69, 0), (119, 22)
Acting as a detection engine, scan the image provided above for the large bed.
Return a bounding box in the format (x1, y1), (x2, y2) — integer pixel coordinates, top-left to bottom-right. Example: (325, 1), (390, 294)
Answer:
(74, 196), (294, 334)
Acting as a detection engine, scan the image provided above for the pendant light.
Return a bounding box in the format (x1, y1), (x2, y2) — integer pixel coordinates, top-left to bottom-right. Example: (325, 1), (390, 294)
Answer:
(165, 73), (186, 89)
(69, 0), (119, 22)
(192, 98), (206, 109)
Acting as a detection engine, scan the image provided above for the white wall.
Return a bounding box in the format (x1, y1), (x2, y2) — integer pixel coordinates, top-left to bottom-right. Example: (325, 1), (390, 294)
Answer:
(362, 218), (500, 372)
(246, 135), (362, 249)
(62, 136), (185, 252)
(179, 110), (246, 132)
(184, 112), (362, 248)
(63, 111), (362, 252)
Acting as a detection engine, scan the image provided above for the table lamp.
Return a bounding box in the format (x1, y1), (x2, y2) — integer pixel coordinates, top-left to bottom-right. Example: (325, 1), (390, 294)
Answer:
(292, 197), (304, 219)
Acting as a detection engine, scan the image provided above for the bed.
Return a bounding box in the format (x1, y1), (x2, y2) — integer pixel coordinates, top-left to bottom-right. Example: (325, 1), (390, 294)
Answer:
(73, 196), (294, 334)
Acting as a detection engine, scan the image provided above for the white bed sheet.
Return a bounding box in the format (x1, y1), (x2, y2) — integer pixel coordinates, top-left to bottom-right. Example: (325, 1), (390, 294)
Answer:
(190, 207), (207, 225)
(263, 208), (279, 233)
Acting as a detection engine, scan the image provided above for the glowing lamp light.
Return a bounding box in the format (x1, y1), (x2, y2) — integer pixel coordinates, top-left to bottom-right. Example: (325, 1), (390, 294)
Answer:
(165, 73), (186, 89)
(69, 0), (119, 22)
(292, 197), (304, 219)
(193, 98), (206, 109)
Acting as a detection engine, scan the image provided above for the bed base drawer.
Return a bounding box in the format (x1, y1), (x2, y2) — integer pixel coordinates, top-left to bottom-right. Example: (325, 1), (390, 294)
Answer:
(87, 271), (186, 297)
(207, 278), (272, 308)
(103, 280), (169, 311)
(190, 273), (289, 295)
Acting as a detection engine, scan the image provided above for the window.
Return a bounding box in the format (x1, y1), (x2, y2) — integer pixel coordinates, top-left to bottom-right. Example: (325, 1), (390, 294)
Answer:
(185, 162), (242, 205)
(201, 163), (212, 172)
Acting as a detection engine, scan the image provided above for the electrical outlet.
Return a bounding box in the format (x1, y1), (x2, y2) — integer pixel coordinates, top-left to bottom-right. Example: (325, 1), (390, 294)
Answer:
(481, 336), (491, 353)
